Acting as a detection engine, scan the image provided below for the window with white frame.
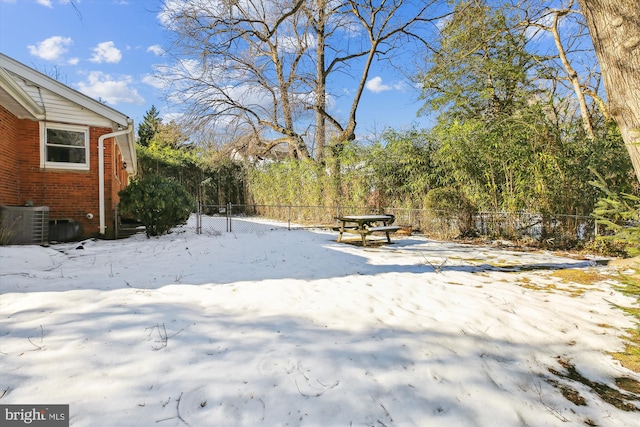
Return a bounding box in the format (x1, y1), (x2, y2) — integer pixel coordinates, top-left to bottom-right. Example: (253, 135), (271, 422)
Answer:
(41, 123), (90, 170)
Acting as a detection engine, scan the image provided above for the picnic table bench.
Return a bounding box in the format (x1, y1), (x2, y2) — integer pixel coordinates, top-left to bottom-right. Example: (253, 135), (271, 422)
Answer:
(334, 214), (402, 246)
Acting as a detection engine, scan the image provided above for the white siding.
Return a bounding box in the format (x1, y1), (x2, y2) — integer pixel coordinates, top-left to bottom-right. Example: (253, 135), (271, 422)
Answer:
(13, 72), (114, 128)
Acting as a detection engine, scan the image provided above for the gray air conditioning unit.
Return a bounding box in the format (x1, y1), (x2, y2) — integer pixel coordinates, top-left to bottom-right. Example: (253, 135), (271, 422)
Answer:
(0, 206), (49, 245)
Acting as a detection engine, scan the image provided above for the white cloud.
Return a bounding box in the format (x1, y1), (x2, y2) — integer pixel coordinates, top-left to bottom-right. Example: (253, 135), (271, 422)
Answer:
(76, 71), (145, 105)
(67, 57), (79, 65)
(393, 80), (408, 91)
(365, 76), (408, 94)
(36, 0), (52, 7)
(142, 73), (166, 89)
(28, 36), (73, 61)
(158, 0), (196, 30)
(147, 44), (165, 56)
(162, 112), (183, 122)
(90, 41), (122, 63)
(365, 76), (391, 93)
(278, 33), (315, 54)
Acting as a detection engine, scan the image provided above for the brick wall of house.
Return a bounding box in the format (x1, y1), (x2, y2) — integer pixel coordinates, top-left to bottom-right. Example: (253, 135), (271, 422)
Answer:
(1, 108), (125, 239)
(110, 142), (130, 215)
(0, 105), (21, 205)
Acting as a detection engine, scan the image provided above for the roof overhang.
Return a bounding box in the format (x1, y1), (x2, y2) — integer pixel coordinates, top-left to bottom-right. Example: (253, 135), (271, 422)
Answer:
(0, 53), (137, 175)
(0, 66), (45, 120)
(114, 121), (138, 175)
(0, 53), (130, 128)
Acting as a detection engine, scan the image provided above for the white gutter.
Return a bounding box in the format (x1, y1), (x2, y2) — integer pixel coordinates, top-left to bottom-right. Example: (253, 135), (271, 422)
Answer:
(98, 120), (135, 235)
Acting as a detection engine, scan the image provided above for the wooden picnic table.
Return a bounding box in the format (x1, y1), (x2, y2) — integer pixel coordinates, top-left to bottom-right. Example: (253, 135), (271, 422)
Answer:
(335, 214), (401, 246)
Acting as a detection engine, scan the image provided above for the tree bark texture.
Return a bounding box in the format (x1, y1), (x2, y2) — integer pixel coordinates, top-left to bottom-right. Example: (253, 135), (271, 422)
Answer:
(578, 0), (640, 184)
(314, 2), (327, 163)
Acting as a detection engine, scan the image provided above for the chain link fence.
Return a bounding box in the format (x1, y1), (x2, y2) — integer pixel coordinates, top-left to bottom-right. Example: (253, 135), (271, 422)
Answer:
(191, 203), (595, 246)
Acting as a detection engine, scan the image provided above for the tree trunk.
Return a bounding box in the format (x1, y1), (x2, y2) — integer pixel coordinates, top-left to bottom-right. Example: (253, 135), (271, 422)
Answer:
(551, 10), (595, 139)
(578, 0), (640, 184)
(314, 0), (327, 163)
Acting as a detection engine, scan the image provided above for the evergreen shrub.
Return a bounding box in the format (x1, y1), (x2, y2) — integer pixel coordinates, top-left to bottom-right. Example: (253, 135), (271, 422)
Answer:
(118, 174), (195, 237)
(592, 192), (640, 258)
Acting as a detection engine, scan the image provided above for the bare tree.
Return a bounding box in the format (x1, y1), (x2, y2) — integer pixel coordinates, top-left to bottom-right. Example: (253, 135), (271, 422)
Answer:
(158, 0), (447, 161)
(317, 0), (447, 154)
(521, 0), (596, 138)
(304, 0), (334, 162)
(515, 0), (610, 141)
(577, 0), (640, 184)
(159, 0), (311, 159)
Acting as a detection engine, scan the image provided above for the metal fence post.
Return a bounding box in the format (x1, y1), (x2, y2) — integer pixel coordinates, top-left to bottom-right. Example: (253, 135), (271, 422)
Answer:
(196, 200), (201, 235)
(227, 202), (232, 232)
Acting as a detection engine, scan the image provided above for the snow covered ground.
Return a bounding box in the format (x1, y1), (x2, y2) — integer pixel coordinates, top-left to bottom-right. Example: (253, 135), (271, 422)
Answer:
(1, 217), (638, 426)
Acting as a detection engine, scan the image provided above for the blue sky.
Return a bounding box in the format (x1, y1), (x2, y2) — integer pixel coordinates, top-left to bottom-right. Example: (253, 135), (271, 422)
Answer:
(0, 0), (431, 139)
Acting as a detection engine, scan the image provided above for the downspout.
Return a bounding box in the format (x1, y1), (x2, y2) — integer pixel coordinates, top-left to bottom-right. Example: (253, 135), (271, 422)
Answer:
(98, 120), (134, 235)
